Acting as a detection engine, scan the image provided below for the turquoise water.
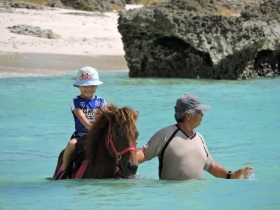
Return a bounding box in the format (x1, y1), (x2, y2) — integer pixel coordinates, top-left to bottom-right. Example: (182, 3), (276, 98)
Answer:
(0, 71), (280, 210)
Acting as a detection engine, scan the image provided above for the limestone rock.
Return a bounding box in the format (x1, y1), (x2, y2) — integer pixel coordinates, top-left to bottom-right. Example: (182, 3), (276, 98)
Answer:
(2, 0), (126, 12)
(7, 25), (61, 39)
(118, 0), (280, 80)
(46, 0), (126, 12)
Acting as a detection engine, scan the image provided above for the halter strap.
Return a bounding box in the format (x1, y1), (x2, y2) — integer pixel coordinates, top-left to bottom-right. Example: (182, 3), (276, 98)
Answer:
(107, 121), (136, 161)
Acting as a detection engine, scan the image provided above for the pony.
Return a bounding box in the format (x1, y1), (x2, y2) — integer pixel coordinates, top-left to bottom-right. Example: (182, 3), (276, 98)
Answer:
(53, 104), (139, 179)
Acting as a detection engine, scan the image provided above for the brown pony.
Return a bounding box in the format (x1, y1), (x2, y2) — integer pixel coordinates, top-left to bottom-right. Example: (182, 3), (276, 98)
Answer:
(53, 104), (139, 179)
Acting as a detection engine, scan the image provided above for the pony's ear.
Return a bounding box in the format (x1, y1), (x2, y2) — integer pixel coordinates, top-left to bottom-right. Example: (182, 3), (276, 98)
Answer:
(96, 107), (108, 121)
(106, 104), (118, 113)
(133, 110), (139, 121)
(98, 107), (105, 112)
(97, 107), (105, 117)
(105, 112), (113, 122)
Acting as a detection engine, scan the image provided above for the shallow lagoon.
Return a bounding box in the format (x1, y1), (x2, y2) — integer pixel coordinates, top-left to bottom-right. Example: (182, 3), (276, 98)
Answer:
(1, 71), (279, 210)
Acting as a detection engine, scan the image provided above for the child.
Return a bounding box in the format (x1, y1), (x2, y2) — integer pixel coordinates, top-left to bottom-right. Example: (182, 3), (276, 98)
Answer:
(62, 66), (106, 170)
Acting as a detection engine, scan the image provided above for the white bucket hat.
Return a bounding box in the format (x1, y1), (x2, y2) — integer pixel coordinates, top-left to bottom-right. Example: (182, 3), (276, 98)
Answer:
(73, 66), (103, 87)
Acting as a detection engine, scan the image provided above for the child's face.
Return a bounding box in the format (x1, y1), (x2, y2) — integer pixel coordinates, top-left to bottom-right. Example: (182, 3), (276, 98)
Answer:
(78, 85), (98, 99)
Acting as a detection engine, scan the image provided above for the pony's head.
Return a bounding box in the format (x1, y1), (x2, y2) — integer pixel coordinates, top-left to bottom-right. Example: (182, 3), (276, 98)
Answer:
(86, 104), (139, 177)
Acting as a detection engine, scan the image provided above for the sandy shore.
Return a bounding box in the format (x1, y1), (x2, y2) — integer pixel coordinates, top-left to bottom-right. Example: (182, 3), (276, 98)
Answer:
(0, 5), (142, 77)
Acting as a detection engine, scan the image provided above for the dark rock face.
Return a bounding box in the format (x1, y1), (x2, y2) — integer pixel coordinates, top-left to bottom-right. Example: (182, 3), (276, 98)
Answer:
(118, 0), (280, 80)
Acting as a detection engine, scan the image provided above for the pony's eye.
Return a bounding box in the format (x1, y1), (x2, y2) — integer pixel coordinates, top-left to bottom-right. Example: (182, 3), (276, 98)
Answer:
(115, 130), (122, 138)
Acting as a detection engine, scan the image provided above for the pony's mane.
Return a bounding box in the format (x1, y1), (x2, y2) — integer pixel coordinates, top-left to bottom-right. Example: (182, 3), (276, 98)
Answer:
(85, 103), (138, 165)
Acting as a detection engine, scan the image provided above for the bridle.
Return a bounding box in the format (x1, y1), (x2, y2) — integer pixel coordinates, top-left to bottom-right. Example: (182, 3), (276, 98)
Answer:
(106, 121), (136, 163)
(106, 121), (136, 178)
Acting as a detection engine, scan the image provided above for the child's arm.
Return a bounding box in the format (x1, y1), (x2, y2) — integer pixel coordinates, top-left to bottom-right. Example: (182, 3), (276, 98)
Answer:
(73, 108), (92, 130)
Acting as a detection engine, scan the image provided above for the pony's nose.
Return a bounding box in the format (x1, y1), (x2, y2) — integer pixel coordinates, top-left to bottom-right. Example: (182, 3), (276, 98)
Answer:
(127, 162), (138, 174)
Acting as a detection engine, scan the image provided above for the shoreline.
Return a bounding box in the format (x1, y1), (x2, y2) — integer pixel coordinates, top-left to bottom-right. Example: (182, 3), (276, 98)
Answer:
(0, 52), (128, 78)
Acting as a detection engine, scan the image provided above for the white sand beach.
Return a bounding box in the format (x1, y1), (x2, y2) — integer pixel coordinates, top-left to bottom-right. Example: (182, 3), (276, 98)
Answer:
(0, 5), (142, 77)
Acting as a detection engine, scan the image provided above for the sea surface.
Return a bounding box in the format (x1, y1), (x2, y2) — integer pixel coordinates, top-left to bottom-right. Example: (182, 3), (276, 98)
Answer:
(0, 70), (279, 210)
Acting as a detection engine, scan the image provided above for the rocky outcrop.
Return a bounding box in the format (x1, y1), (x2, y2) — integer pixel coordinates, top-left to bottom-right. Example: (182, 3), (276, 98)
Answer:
(125, 0), (142, 4)
(10, 2), (46, 10)
(118, 0), (280, 80)
(46, 0), (126, 12)
(7, 25), (61, 39)
(2, 0), (127, 12)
